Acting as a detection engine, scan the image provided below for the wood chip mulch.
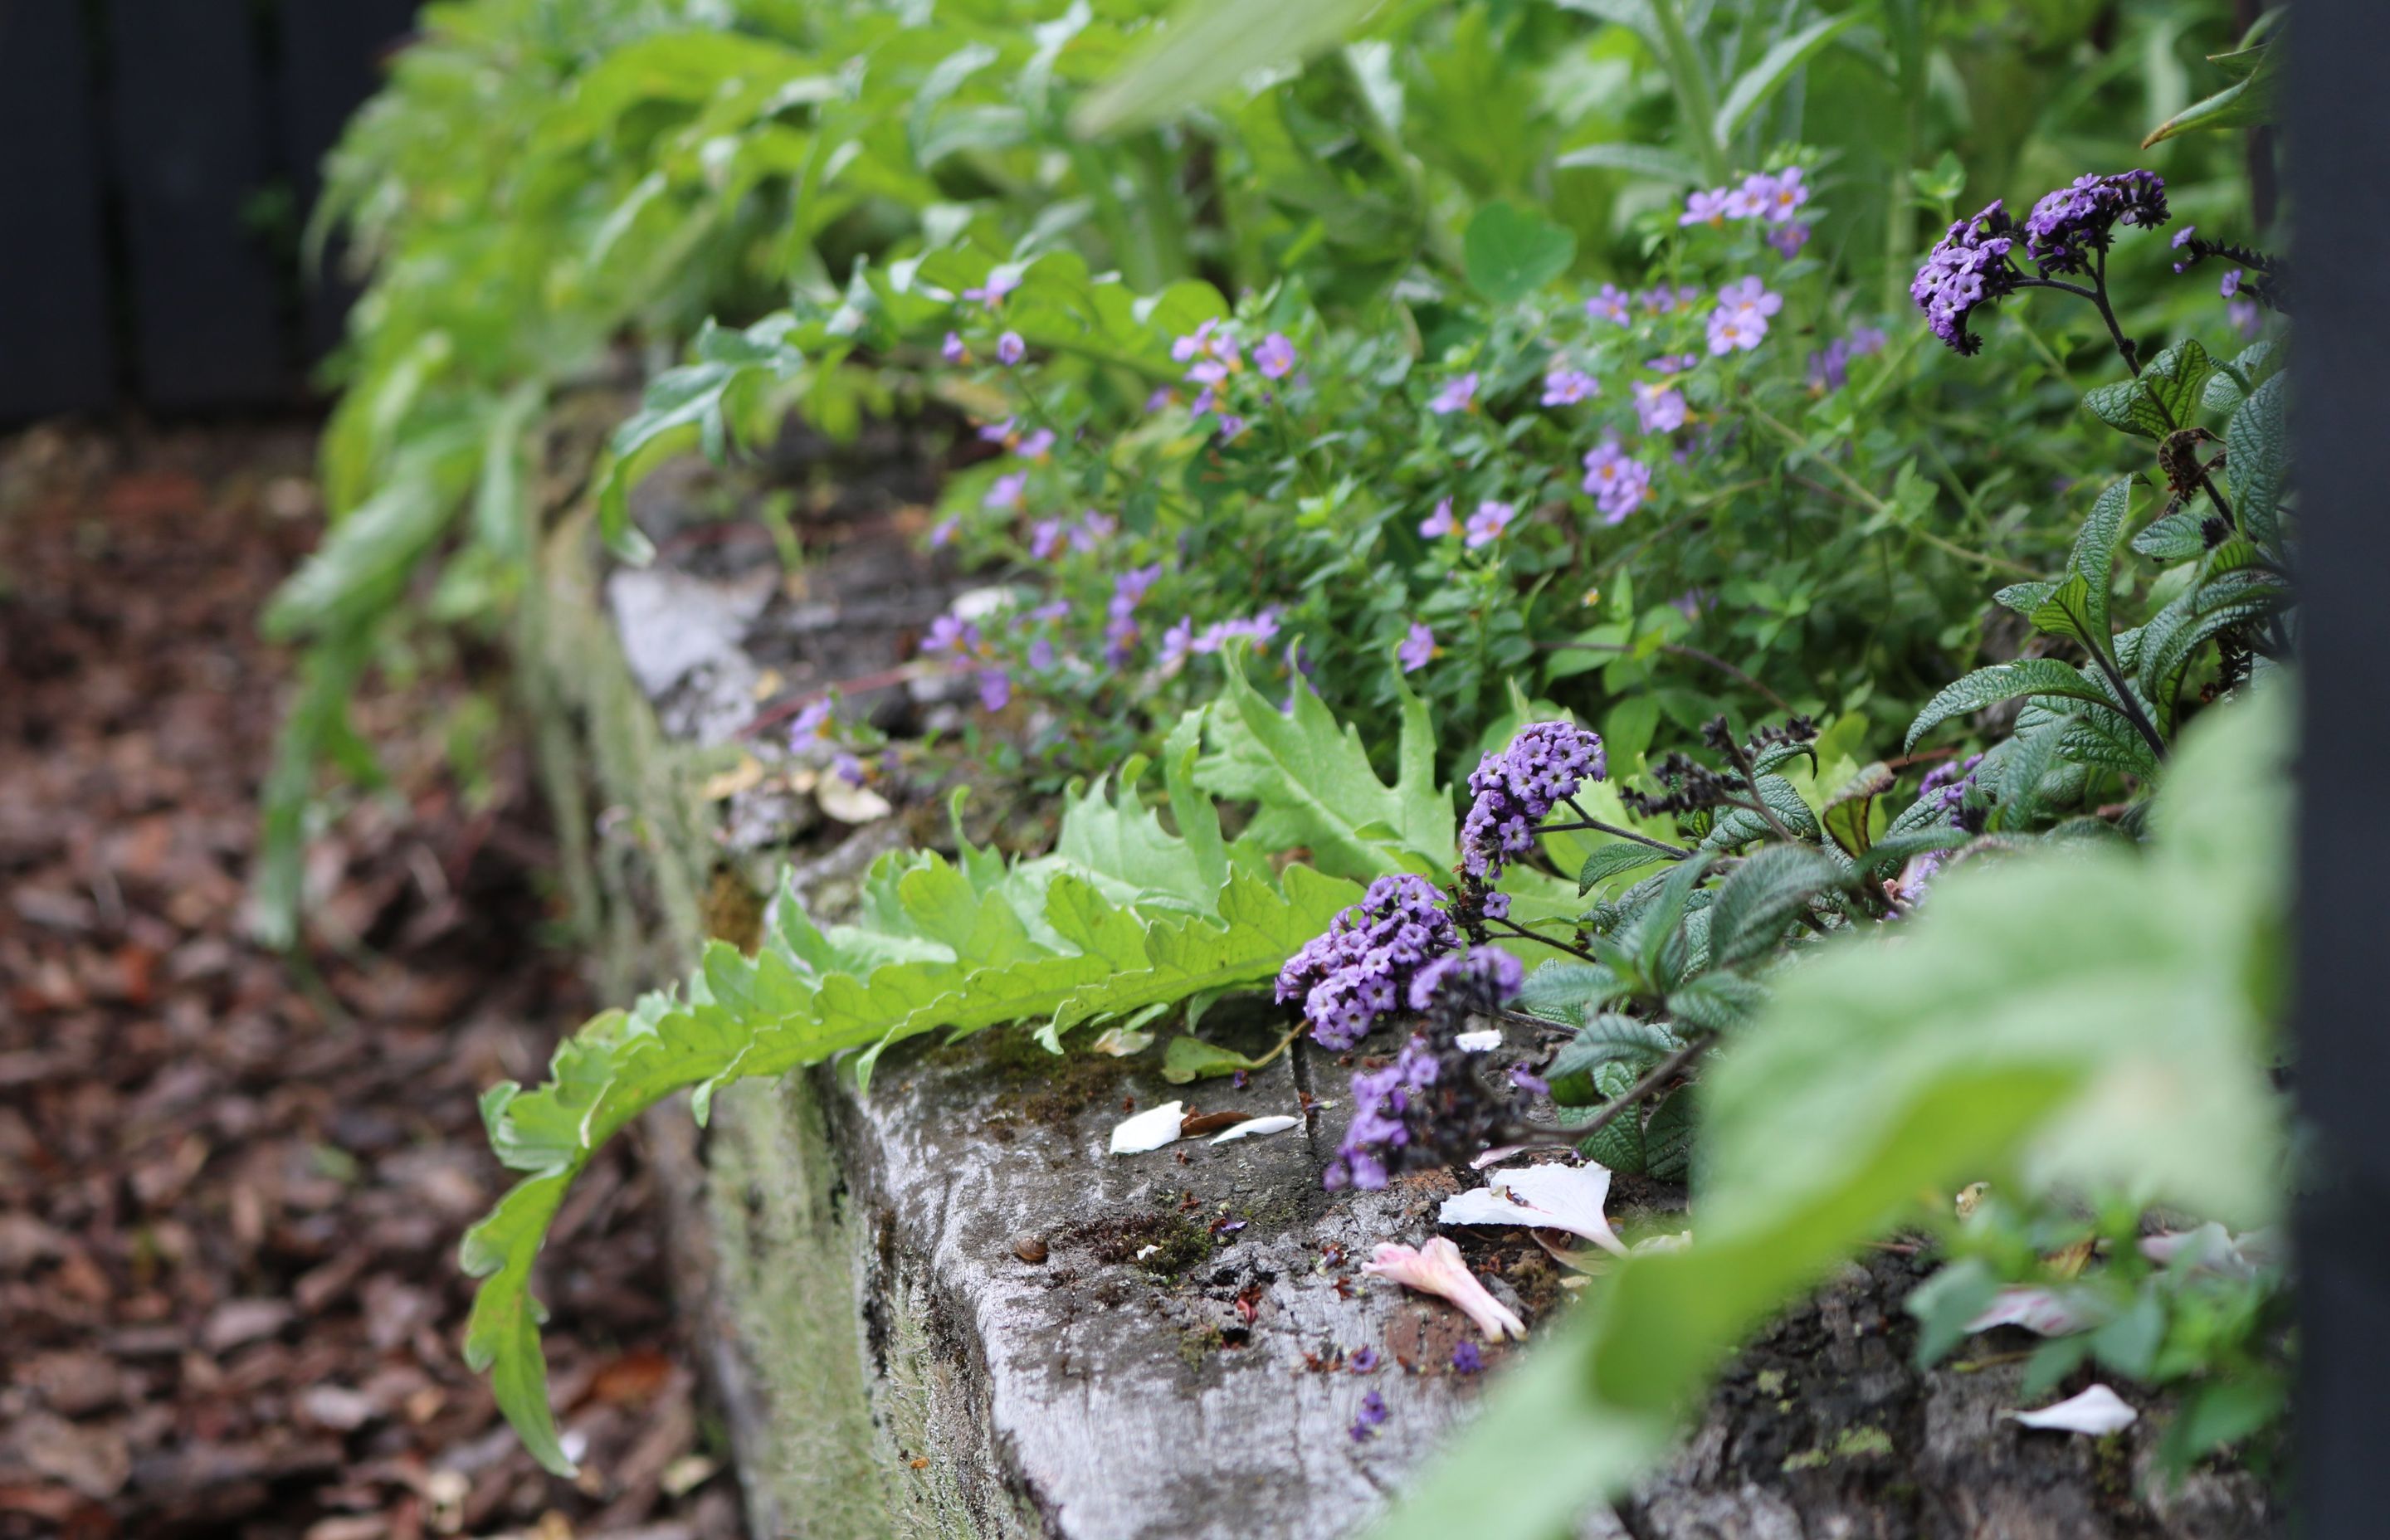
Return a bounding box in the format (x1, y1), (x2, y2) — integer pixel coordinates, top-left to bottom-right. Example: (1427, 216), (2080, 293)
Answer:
(0, 424), (743, 1540)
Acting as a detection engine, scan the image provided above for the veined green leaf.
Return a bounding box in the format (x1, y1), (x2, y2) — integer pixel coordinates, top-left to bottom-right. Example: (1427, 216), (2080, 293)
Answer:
(1906, 660), (2112, 751)
(1706, 844), (1843, 968)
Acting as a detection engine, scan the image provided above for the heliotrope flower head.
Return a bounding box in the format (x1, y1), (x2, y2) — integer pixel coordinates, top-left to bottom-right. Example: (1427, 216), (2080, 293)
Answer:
(1255, 333), (1298, 379)
(1274, 873), (1460, 1050)
(1463, 500), (1516, 549)
(1461, 720), (1606, 880)
(1405, 945), (1524, 1015)
(1910, 199), (2025, 355)
(2022, 169), (2168, 276)
(1429, 372), (1480, 416)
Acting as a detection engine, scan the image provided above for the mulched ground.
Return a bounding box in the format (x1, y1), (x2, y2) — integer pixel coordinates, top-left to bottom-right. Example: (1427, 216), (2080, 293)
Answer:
(0, 425), (742, 1540)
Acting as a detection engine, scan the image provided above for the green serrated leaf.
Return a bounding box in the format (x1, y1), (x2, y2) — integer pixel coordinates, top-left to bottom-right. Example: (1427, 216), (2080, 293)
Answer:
(1706, 844), (1844, 968)
(1579, 841), (1671, 894)
(2133, 507), (2210, 562)
(1666, 971), (1769, 1033)
(2081, 379), (2170, 441)
(1518, 960), (1630, 1023)
(1907, 661), (2113, 752)
(1196, 646), (1455, 878)
(2139, 341), (2214, 430)
(1551, 1014), (1683, 1078)
(2227, 373), (2288, 552)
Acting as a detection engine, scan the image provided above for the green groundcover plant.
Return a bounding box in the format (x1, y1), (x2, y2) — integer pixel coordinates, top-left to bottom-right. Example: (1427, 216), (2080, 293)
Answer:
(281, 0), (2297, 1522)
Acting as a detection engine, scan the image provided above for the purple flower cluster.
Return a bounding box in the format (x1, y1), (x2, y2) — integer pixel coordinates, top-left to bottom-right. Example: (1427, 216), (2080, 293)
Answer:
(1910, 200), (2026, 355)
(1920, 752), (1984, 828)
(1461, 721), (1606, 880)
(1707, 276), (1782, 355)
(1405, 946), (1524, 1013)
(1275, 874), (1460, 1050)
(2022, 170), (2169, 276)
(1324, 1036), (1441, 1191)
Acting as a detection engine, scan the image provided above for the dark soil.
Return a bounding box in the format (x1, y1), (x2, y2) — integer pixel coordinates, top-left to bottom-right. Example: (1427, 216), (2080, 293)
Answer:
(0, 425), (741, 1540)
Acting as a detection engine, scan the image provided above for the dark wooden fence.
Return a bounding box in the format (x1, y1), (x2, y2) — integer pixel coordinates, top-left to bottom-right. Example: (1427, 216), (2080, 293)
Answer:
(0, 0), (418, 422)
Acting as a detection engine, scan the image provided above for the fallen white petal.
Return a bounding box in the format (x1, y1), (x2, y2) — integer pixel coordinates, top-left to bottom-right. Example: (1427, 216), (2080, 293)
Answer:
(1361, 1238), (1527, 1341)
(817, 777), (894, 824)
(1492, 1162), (1629, 1256)
(1089, 1026), (1154, 1057)
(2007, 1384), (2138, 1435)
(1455, 1029), (1504, 1053)
(1109, 1101), (1186, 1155)
(1440, 1187), (1552, 1228)
(1134, 1244), (1160, 1261)
(1471, 1142), (1573, 1169)
(1965, 1285), (2107, 1338)
(1210, 1114), (1300, 1144)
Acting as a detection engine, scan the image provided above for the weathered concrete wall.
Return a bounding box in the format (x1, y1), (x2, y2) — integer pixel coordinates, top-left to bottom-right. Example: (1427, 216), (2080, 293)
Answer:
(522, 440), (2275, 1540)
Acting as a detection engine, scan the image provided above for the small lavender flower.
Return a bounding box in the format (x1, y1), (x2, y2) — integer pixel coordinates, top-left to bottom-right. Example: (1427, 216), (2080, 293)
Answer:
(978, 668), (1012, 712)
(1172, 319), (1238, 366)
(788, 698), (834, 750)
(1144, 387), (1173, 413)
(2220, 268), (2243, 300)
(1156, 616), (1195, 674)
(1463, 500), (1515, 548)
(978, 417), (1017, 445)
(2173, 225), (2197, 250)
(1760, 167), (1809, 222)
(1103, 563), (1165, 666)
(1429, 373), (1479, 415)
(1632, 380), (1687, 434)
(1028, 519), (1066, 560)
(1256, 333), (1298, 379)
(1911, 200), (2025, 354)
(1646, 353), (1700, 376)
(1680, 187), (1732, 227)
(2022, 169), (2169, 276)
(1349, 1348), (1381, 1374)
(1349, 1389), (1389, 1441)
(929, 517), (959, 548)
(1480, 891), (1510, 921)
(1586, 285), (1632, 325)
(941, 332), (967, 365)
(1274, 873), (1460, 1050)
(1193, 608), (1284, 655)
(2229, 299), (2261, 339)
(1397, 621), (1436, 674)
(1460, 721), (1606, 880)
(1581, 440), (1651, 524)
(1217, 413), (1249, 441)
(1541, 367), (1599, 407)
(1027, 636), (1056, 670)
(1723, 174), (1771, 221)
(1072, 511), (1116, 549)
(985, 472), (1027, 513)
(922, 614), (980, 658)
(1451, 1340), (1484, 1374)
(1707, 276), (1782, 354)
(1768, 222), (1812, 259)
(996, 331), (1027, 366)
(834, 752), (867, 786)
(1418, 498), (1461, 539)
(1015, 426), (1056, 460)
(963, 270), (1021, 308)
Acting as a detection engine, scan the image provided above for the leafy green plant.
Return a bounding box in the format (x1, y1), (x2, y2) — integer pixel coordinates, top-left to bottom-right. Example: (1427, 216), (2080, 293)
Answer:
(1376, 678), (2290, 1538)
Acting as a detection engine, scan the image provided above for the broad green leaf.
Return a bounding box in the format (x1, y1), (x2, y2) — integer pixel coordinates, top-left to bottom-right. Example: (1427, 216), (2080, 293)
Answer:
(1665, 970), (1770, 1034)
(1517, 960), (1630, 1023)
(1705, 844), (1843, 969)
(1196, 646), (1456, 878)
(2132, 507), (2210, 563)
(2080, 379), (2170, 441)
(1071, 0), (1383, 137)
(1550, 1014), (1683, 1078)
(1906, 660), (2112, 752)
(1462, 202), (1578, 305)
(2227, 373), (2288, 552)
(1821, 762), (1893, 858)
(2026, 573), (2102, 650)
(2142, 22), (2281, 146)
(2069, 479), (2134, 637)
(1701, 775), (1820, 849)
(2139, 341), (2215, 431)
(1852, 826), (1968, 883)
(1553, 142), (1700, 183)
(1580, 841), (1670, 894)
(1712, 12), (1856, 142)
